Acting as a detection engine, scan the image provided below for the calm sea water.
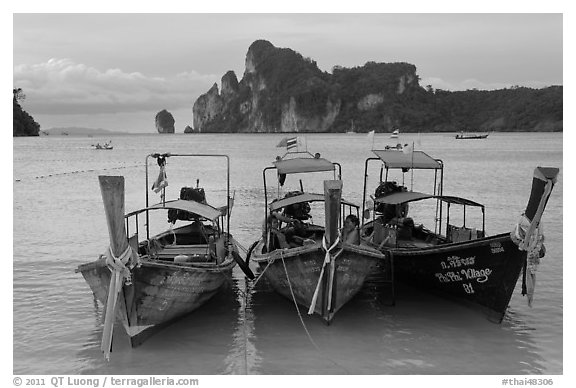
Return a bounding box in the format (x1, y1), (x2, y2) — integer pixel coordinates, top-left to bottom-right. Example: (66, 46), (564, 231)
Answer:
(12, 132), (563, 375)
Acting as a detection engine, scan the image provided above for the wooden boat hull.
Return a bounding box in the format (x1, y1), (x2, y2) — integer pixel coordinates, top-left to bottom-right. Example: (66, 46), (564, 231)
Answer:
(78, 256), (234, 346)
(381, 233), (526, 322)
(251, 241), (388, 323)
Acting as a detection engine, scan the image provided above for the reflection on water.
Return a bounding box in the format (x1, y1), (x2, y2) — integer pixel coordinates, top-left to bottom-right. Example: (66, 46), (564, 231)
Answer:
(64, 269), (547, 375)
(223, 275), (262, 374)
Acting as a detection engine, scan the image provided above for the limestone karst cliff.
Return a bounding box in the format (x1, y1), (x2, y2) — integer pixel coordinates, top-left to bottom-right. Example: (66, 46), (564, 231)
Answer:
(192, 40), (562, 133)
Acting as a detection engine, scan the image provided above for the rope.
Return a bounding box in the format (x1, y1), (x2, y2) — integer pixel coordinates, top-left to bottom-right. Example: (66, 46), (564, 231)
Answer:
(231, 237), (248, 254)
(308, 236), (342, 315)
(14, 163), (142, 182)
(250, 258), (274, 289)
(101, 244), (134, 361)
(280, 254), (349, 374)
(104, 245), (133, 283)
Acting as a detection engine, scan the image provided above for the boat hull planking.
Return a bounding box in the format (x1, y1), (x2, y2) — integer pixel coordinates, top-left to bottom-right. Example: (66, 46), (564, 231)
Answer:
(381, 233), (525, 322)
(251, 241), (388, 322)
(78, 256), (234, 345)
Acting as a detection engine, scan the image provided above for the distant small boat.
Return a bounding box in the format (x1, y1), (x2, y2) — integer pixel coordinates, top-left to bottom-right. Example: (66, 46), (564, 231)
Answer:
(93, 141), (113, 150)
(455, 131), (490, 139)
(390, 129), (399, 139)
(384, 143), (404, 151)
(346, 119), (356, 134)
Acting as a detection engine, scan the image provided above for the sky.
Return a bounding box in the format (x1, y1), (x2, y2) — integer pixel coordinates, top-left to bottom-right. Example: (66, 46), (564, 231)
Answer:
(11, 9), (564, 134)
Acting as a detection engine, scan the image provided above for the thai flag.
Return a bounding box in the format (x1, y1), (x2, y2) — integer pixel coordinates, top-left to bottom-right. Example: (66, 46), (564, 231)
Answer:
(277, 136), (306, 152)
(286, 137), (299, 150)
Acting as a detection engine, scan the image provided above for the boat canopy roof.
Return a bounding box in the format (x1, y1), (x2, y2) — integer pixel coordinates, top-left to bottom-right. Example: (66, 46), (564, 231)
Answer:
(372, 149), (442, 169)
(270, 192), (358, 211)
(374, 191), (484, 208)
(128, 199), (223, 220)
(273, 157), (335, 175)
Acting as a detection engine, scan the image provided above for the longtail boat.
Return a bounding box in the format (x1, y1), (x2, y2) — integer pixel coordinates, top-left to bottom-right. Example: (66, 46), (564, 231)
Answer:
(77, 153), (253, 359)
(248, 144), (391, 323)
(359, 149), (558, 322)
(455, 131), (490, 139)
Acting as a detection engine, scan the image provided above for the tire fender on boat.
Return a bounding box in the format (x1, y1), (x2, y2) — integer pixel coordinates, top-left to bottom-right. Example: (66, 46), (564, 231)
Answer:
(232, 250), (255, 279)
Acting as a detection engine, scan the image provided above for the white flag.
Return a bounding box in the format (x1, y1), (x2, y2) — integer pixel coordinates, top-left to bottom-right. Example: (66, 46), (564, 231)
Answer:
(402, 142), (414, 155)
(367, 130), (375, 149)
(297, 136), (307, 152)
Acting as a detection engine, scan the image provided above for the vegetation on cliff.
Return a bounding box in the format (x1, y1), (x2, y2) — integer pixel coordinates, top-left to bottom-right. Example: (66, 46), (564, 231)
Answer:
(194, 40), (562, 133)
(13, 88), (40, 137)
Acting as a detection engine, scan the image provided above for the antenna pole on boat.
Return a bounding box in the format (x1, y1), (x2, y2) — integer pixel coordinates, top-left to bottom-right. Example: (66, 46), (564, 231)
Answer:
(411, 141), (415, 191)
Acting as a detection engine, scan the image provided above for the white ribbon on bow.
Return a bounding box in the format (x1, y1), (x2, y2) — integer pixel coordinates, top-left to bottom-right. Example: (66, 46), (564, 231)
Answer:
(308, 235), (343, 315)
(101, 244), (133, 360)
(512, 215), (546, 307)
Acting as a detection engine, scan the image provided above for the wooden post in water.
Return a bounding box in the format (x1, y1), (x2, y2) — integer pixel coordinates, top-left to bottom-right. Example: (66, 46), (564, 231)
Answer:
(98, 175), (130, 360)
(323, 180), (342, 323)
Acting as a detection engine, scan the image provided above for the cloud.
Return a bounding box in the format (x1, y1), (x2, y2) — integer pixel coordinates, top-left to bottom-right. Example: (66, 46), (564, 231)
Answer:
(13, 58), (218, 115)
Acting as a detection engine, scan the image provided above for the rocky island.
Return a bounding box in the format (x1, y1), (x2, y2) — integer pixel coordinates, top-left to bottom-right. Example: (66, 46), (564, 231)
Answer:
(155, 109), (176, 134)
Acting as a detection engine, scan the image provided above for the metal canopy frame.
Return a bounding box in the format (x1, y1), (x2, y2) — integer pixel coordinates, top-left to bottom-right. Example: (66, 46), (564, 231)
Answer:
(361, 149), (444, 233)
(262, 152), (344, 250)
(140, 153), (232, 242)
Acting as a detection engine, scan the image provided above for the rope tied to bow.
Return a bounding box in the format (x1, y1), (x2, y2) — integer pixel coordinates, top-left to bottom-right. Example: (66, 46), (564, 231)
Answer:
(104, 244), (133, 284)
(307, 235), (343, 315)
(101, 244), (135, 361)
(511, 214), (546, 307)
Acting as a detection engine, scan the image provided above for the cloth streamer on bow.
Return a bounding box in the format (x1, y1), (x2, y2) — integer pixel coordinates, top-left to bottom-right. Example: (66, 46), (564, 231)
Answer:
(101, 245), (133, 361)
(308, 236), (343, 315)
(512, 215), (545, 307)
(151, 165), (168, 193)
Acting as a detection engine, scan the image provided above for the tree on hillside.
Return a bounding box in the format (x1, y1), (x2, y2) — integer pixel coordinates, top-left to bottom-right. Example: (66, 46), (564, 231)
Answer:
(13, 88), (40, 137)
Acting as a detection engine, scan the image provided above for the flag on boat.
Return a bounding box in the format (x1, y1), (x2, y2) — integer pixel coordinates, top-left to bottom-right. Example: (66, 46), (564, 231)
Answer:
(402, 142), (414, 155)
(286, 137), (298, 150)
(277, 136), (307, 152)
(367, 130), (375, 149)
